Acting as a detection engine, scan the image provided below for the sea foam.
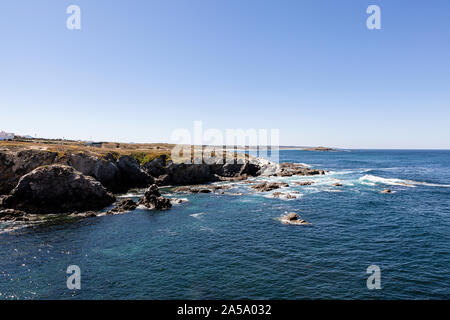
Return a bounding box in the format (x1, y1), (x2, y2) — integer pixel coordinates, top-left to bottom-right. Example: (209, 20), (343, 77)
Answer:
(359, 174), (450, 188)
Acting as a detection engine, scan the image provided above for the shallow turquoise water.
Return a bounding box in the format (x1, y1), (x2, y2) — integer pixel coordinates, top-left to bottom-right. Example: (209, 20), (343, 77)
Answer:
(1, 150), (449, 299)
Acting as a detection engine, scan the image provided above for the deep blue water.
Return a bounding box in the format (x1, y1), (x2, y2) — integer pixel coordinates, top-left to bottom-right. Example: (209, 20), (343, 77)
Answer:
(1, 150), (449, 299)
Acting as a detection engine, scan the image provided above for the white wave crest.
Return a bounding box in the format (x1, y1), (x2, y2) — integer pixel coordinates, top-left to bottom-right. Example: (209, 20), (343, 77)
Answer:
(359, 175), (450, 188)
(190, 212), (206, 218)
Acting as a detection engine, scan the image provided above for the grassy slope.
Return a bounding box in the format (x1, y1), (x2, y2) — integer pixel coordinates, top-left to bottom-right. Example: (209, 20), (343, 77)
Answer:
(0, 139), (247, 165)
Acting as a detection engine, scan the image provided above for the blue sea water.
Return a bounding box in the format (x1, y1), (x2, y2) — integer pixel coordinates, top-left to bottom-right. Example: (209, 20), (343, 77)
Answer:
(0, 150), (449, 299)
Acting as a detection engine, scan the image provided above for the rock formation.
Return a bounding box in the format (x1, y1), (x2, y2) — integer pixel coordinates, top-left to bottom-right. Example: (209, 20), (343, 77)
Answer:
(251, 182), (289, 192)
(137, 185), (172, 210)
(107, 199), (137, 214)
(293, 181), (315, 186)
(279, 163), (326, 177)
(2, 165), (115, 214)
(279, 212), (311, 225)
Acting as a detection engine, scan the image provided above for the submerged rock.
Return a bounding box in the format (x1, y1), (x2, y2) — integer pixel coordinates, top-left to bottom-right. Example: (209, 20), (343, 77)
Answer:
(107, 199), (137, 214)
(0, 209), (28, 221)
(279, 212), (311, 226)
(251, 182), (289, 192)
(170, 198), (189, 205)
(70, 211), (98, 218)
(293, 181), (315, 186)
(172, 184), (231, 194)
(333, 182), (343, 187)
(272, 192), (298, 200)
(137, 184), (172, 210)
(381, 189), (392, 194)
(2, 165), (115, 214)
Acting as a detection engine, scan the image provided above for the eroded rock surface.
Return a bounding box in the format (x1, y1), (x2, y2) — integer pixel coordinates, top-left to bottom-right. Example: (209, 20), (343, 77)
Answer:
(2, 165), (115, 214)
(137, 185), (172, 210)
(107, 199), (137, 214)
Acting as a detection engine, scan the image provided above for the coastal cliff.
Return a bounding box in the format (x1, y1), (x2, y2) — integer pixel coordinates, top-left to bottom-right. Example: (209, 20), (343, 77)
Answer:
(0, 140), (326, 219)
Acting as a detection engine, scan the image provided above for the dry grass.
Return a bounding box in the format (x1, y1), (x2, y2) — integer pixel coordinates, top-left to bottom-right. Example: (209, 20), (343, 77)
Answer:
(0, 139), (174, 164)
(0, 139), (248, 165)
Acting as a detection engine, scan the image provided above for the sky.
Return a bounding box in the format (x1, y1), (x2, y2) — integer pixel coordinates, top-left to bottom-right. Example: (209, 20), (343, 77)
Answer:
(0, 0), (449, 149)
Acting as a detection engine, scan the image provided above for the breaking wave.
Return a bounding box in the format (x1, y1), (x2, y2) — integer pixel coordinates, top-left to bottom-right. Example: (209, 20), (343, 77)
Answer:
(359, 175), (450, 188)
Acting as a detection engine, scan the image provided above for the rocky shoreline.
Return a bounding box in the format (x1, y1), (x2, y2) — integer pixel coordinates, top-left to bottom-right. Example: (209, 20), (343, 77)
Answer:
(0, 148), (327, 223)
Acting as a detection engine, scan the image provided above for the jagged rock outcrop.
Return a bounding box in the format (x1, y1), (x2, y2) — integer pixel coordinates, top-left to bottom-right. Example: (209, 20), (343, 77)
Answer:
(209, 161), (260, 178)
(142, 155), (168, 177)
(278, 163), (326, 177)
(137, 185), (172, 210)
(68, 153), (122, 192)
(2, 165), (115, 214)
(117, 156), (155, 190)
(107, 198), (137, 214)
(0, 150), (59, 195)
(164, 163), (216, 185)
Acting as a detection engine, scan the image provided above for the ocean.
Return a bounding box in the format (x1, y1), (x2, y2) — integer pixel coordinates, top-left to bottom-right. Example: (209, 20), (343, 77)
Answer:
(1, 150), (449, 299)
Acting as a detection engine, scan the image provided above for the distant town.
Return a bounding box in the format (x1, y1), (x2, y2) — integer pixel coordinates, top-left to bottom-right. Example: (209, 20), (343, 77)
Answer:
(0, 131), (15, 141)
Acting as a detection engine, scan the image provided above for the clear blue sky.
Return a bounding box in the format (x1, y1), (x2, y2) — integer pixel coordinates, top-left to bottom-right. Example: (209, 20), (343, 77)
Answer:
(0, 0), (449, 148)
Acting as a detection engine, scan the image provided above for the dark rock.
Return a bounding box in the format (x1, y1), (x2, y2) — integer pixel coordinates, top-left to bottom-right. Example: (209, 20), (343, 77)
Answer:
(107, 198), (137, 214)
(2, 165), (115, 214)
(117, 156), (154, 189)
(0, 150), (59, 195)
(137, 185), (172, 210)
(279, 163), (326, 177)
(67, 153), (121, 192)
(173, 184), (232, 194)
(0, 209), (27, 221)
(285, 212), (299, 221)
(280, 212), (311, 225)
(293, 181), (315, 186)
(144, 184), (161, 197)
(142, 155), (168, 177)
(164, 163), (215, 185)
(333, 183), (343, 187)
(251, 182), (289, 192)
(210, 161), (259, 178)
(381, 189), (392, 194)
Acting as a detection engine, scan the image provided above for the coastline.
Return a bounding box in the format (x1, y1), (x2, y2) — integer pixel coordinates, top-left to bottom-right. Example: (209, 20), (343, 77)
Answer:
(0, 140), (326, 228)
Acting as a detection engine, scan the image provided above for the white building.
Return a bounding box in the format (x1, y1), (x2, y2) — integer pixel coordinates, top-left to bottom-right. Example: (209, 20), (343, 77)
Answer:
(0, 131), (15, 141)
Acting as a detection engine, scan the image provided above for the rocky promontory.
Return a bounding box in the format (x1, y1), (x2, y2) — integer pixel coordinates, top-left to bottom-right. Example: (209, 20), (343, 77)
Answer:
(0, 141), (328, 221)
